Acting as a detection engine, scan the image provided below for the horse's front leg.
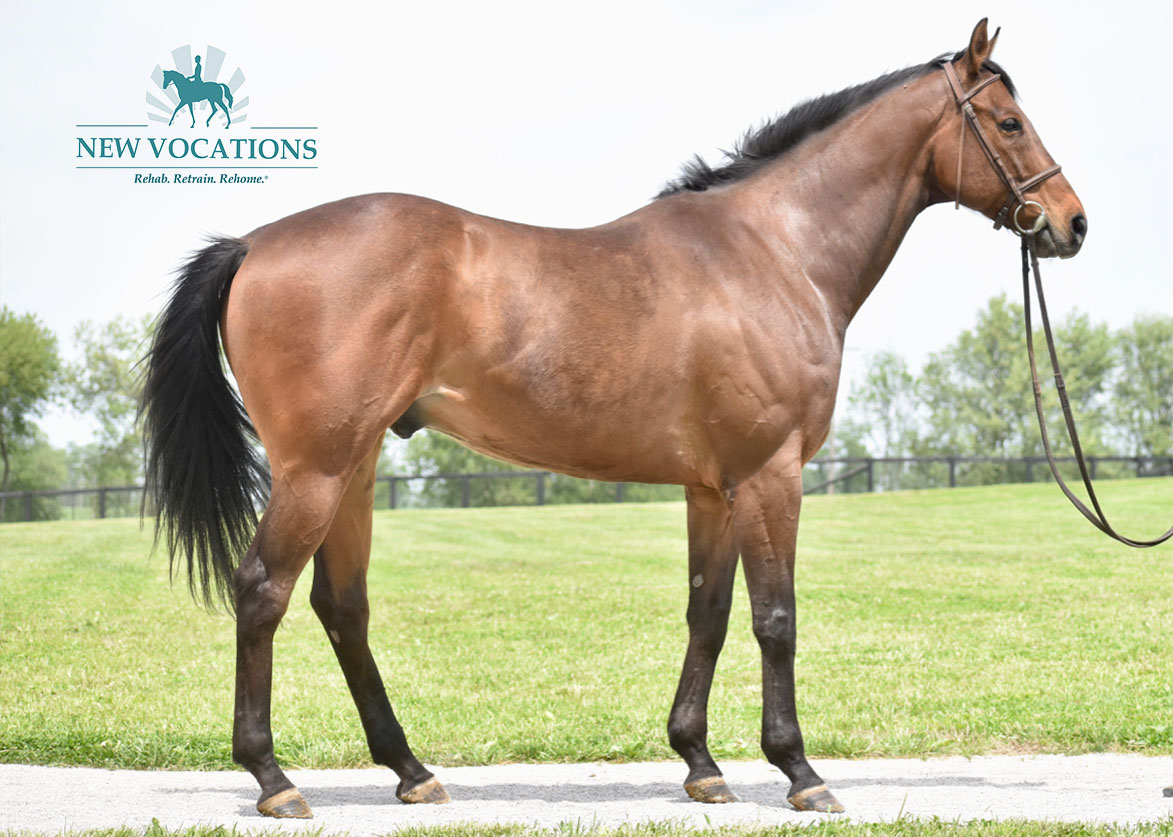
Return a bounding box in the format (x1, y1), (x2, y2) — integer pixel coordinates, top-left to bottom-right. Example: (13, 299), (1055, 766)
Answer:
(732, 451), (843, 813)
(168, 101), (184, 126)
(668, 485), (740, 803)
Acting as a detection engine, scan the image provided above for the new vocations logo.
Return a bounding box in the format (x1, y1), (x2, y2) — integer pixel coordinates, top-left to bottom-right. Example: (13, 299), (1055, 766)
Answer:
(75, 45), (318, 185)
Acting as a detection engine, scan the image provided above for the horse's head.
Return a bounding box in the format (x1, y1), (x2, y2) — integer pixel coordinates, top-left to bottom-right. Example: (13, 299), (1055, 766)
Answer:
(162, 69), (181, 90)
(931, 19), (1086, 259)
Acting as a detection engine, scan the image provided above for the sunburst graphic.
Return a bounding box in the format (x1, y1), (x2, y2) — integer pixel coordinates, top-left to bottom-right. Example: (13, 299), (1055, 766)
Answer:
(146, 45), (248, 128)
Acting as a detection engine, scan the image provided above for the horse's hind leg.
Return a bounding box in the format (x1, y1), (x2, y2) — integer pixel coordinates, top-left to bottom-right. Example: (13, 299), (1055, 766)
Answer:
(232, 469), (350, 818)
(668, 486), (741, 803)
(309, 433), (449, 805)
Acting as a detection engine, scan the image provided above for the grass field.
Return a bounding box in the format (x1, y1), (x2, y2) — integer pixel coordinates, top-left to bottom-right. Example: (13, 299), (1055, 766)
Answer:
(1, 479), (1171, 771)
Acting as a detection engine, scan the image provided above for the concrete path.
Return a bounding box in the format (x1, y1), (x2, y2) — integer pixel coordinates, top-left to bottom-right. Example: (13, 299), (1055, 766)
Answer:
(3, 756), (1171, 833)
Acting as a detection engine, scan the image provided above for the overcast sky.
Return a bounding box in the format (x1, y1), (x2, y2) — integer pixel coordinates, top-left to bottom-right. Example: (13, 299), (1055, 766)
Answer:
(3, 0), (1170, 450)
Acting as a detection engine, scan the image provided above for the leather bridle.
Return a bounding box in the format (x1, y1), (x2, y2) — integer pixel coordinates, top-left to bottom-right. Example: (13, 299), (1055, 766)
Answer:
(941, 61), (1062, 234)
(942, 59), (1172, 548)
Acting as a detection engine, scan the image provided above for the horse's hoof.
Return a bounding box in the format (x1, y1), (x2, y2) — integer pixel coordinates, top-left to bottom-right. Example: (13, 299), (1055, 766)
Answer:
(684, 774), (740, 803)
(397, 776), (451, 804)
(787, 783), (845, 813)
(256, 787), (313, 818)
(1163, 785), (1172, 797)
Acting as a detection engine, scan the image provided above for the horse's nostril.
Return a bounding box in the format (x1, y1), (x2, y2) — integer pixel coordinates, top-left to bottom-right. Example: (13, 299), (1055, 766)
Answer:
(1071, 214), (1088, 244)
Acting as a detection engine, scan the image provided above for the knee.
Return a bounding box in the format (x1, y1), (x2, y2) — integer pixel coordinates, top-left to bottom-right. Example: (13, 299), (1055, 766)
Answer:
(751, 605), (795, 649)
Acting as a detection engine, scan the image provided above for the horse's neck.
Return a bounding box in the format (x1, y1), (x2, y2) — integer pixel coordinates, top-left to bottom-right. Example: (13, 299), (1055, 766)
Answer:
(738, 73), (949, 336)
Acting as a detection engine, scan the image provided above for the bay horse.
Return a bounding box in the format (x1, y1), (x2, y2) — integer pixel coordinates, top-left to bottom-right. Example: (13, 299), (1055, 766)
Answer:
(141, 20), (1086, 818)
(162, 69), (234, 128)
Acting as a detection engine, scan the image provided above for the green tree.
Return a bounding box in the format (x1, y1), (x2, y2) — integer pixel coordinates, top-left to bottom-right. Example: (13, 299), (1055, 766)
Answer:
(807, 418), (872, 493)
(919, 294), (1112, 485)
(920, 295), (1030, 462)
(65, 314), (152, 490)
(399, 430), (675, 507)
(846, 349), (920, 458)
(1, 429), (68, 522)
(836, 350), (933, 491)
(403, 430), (537, 507)
(1112, 314), (1173, 460)
(1044, 310), (1114, 454)
(0, 307), (61, 516)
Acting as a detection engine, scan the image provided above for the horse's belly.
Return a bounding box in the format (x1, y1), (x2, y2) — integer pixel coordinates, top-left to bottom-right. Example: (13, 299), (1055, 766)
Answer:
(399, 384), (698, 485)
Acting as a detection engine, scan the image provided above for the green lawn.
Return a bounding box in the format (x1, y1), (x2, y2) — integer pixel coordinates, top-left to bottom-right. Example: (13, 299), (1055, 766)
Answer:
(1, 480), (1171, 770)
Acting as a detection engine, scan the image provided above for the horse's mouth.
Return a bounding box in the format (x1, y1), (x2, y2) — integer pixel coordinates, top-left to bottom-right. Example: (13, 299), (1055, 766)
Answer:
(1034, 226), (1082, 260)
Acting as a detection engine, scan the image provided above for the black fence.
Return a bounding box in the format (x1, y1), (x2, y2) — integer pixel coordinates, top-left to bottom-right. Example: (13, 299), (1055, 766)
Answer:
(0, 485), (143, 524)
(3, 455), (1171, 523)
(801, 455), (1173, 496)
(373, 471), (680, 511)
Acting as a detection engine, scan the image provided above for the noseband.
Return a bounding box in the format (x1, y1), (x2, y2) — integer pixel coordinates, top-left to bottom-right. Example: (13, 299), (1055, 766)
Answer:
(941, 61), (1062, 234)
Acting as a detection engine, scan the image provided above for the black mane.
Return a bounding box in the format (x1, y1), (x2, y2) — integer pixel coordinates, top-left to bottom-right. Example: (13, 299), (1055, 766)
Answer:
(657, 53), (1016, 198)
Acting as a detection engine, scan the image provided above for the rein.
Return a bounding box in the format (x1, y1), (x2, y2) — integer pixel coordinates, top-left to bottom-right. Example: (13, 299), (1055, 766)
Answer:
(942, 60), (1172, 548)
(1021, 236), (1173, 547)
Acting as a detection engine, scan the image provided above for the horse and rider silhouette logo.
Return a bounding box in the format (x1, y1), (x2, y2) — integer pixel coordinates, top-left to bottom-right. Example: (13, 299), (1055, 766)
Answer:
(147, 46), (247, 129)
(164, 56), (234, 128)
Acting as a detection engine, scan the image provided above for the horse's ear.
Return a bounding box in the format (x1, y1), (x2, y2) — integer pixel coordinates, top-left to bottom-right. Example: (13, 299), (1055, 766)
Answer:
(964, 18), (1000, 79)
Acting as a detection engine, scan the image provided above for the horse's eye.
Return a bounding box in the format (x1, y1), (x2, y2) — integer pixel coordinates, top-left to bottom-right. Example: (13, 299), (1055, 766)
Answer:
(999, 117), (1023, 134)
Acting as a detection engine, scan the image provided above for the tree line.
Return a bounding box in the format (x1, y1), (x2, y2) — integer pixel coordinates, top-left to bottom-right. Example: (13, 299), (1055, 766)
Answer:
(833, 294), (1171, 489)
(1, 296), (1169, 519)
(0, 309), (150, 520)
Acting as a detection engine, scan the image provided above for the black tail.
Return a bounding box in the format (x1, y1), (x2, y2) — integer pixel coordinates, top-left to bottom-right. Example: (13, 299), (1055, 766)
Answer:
(140, 236), (268, 609)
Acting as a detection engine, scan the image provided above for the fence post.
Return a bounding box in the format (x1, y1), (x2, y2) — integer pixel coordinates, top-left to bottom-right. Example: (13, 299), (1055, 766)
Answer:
(390, 478), (398, 510)
(866, 460), (874, 493)
(461, 476), (471, 508)
(1089, 457), (1097, 480)
(98, 488), (108, 519)
(615, 482), (626, 503)
(23, 492), (33, 522)
(1136, 457), (1144, 478)
(536, 473), (546, 506)
(1025, 459), (1033, 483)
(948, 458), (957, 488)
